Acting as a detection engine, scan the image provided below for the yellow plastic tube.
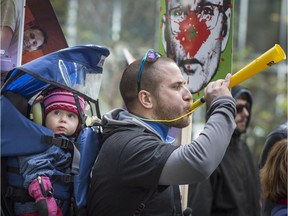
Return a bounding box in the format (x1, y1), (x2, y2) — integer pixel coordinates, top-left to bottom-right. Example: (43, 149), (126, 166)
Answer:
(189, 44), (287, 112)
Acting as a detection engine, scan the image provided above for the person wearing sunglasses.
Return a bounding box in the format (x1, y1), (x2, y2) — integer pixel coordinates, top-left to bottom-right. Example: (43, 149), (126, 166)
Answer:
(161, 0), (232, 93)
(188, 85), (261, 216)
(87, 49), (237, 216)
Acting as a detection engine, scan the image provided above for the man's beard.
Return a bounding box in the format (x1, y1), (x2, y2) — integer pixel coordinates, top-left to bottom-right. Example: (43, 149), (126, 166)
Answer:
(153, 98), (190, 128)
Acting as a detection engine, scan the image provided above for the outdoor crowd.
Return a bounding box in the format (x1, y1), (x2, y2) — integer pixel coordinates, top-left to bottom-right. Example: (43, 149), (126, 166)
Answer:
(2, 50), (287, 216)
(1, 0), (287, 215)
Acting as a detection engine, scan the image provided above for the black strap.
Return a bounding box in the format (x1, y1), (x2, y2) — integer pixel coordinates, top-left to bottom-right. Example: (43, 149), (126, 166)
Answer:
(7, 158), (72, 174)
(52, 174), (74, 183)
(1, 157), (15, 216)
(5, 186), (34, 202)
(73, 93), (85, 127)
(173, 185), (183, 216)
(6, 166), (74, 183)
(6, 166), (19, 173)
(102, 128), (156, 216)
(41, 135), (79, 151)
(5, 186), (65, 206)
(133, 190), (155, 216)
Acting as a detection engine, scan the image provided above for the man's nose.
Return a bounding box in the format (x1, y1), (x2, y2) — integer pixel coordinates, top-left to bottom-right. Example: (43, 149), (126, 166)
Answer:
(242, 107), (249, 116)
(183, 86), (193, 102)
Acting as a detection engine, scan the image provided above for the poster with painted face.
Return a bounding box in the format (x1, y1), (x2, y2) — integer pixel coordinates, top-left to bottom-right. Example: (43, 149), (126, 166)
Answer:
(1, 0), (25, 84)
(21, 0), (68, 65)
(1, 0), (68, 85)
(159, 0), (233, 95)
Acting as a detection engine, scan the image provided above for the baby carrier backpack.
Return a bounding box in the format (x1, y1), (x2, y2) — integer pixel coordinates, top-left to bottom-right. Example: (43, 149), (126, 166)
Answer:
(1, 45), (110, 216)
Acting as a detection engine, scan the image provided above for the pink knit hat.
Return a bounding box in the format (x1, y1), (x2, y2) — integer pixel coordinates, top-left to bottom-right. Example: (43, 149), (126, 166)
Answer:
(43, 88), (85, 116)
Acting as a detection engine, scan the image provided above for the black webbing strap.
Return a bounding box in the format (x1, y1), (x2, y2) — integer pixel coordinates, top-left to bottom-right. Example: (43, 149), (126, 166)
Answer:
(41, 135), (77, 151)
(6, 165), (74, 183)
(7, 159), (72, 175)
(2, 157), (16, 216)
(133, 190), (155, 216)
(5, 186), (33, 202)
(41, 135), (80, 174)
(5, 186), (64, 206)
(173, 185), (183, 216)
(73, 93), (85, 127)
(52, 174), (74, 183)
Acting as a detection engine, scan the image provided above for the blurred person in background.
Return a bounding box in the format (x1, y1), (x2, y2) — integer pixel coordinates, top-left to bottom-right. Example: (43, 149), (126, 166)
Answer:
(259, 138), (287, 216)
(258, 122), (288, 216)
(188, 85), (261, 216)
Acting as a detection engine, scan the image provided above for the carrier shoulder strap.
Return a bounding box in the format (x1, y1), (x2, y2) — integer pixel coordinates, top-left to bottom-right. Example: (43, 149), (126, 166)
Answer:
(1, 157), (14, 216)
(102, 127), (158, 216)
(173, 185), (183, 215)
(41, 135), (80, 174)
(133, 190), (155, 216)
(41, 135), (80, 150)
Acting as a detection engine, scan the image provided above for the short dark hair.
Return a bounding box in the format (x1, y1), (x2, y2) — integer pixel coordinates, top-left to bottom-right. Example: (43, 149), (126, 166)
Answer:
(119, 57), (175, 111)
(119, 60), (140, 110)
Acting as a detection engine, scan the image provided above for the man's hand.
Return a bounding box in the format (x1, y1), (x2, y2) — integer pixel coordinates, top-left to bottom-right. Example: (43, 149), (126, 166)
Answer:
(204, 73), (232, 108)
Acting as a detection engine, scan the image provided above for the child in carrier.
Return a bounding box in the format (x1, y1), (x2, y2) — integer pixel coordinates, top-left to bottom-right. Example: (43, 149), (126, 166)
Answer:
(15, 88), (85, 216)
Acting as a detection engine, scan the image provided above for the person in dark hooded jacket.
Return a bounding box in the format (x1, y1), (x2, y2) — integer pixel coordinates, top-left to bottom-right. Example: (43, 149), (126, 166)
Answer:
(187, 85), (261, 216)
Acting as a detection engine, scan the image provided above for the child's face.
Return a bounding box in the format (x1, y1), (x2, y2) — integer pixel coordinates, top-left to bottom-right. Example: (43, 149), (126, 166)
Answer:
(45, 109), (79, 136)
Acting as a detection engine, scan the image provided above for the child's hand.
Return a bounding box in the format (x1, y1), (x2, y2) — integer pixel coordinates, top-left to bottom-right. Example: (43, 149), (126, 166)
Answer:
(28, 176), (59, 216)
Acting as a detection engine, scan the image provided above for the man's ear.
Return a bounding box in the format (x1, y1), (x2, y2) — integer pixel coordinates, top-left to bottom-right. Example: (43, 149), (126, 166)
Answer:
(162, 14), (168, 53)
(221, 7), (231, 52)
(138, 90), (153, 109)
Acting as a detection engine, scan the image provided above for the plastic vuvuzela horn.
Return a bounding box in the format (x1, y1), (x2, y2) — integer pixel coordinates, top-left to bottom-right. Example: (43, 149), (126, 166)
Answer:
(189, 44), (287, 112)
